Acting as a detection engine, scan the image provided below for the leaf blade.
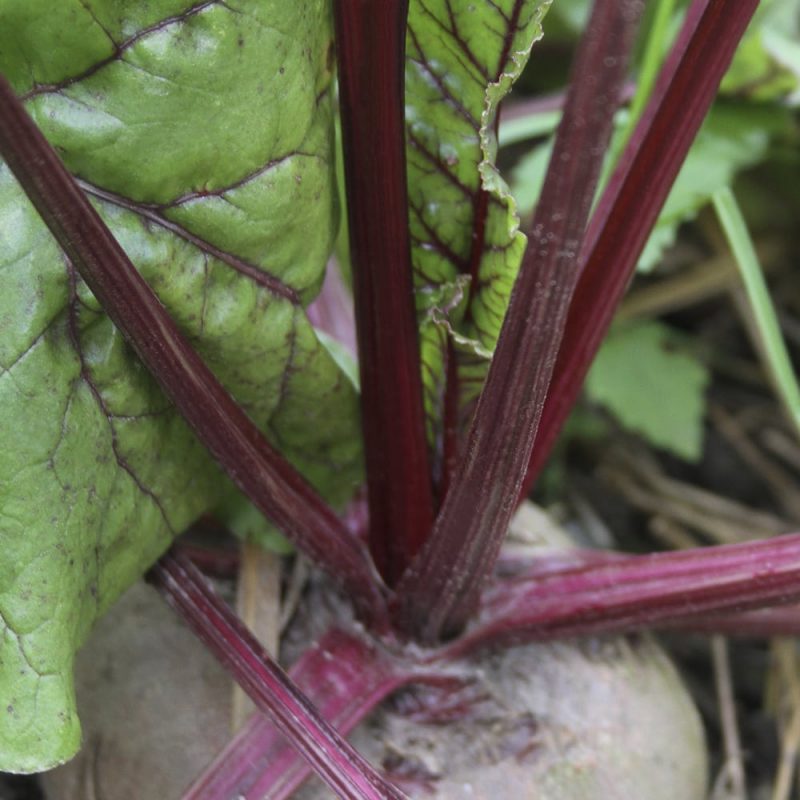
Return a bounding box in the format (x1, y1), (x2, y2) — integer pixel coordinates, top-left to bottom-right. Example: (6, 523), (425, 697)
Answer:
(0, 0), (368, 769)
(405, 0), (550, 481)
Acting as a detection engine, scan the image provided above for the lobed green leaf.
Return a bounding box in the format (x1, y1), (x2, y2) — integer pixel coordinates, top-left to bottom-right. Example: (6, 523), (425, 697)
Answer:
(585, 321), (710, 461)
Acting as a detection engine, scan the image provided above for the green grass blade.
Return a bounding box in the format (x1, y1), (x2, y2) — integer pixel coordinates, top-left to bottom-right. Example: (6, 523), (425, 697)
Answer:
(624, 0), (678, 143)
(498, 109), (561, 147)
(713, 185), (800, 437)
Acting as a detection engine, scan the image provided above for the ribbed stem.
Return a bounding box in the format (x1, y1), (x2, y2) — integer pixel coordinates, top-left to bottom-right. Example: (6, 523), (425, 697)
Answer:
(183, 626), (421, 800)
(395, 0), (642, 642)
(151, 553), (407, 800)
(443, 533), (800, 658)
(521, 0), (760, 492)
(334, 0), (435, 584)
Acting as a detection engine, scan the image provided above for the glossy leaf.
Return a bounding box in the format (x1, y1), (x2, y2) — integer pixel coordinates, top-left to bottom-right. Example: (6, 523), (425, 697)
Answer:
(0, 0), (360, 770)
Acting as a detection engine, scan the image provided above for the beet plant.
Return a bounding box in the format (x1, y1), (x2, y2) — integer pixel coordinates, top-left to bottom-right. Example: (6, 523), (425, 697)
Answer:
(1, 0), (798, 796)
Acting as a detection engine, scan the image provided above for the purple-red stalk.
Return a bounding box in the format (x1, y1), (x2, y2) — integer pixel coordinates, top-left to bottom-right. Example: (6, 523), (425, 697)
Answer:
(0, 74), (386, 625)
(184, 626), (444, 800)
(443, 533), (800, 658)
(150, 553), (407, 800)
(521, 0), (760, 491)
(395, 0), (642, 642)
(187, 533), (800, 798)
(334, 0), (435, 584)
(178, 542), (240, 580)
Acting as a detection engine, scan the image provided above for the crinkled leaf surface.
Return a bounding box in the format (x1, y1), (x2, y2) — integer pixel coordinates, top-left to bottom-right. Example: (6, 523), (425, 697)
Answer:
(0, 0), (362, 771)
(586, 321), (710, 461)
(405, 0), (550, 446)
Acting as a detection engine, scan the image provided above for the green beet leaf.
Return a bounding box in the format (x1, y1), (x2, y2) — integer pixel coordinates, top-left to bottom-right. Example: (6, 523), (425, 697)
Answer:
(0, 0), (362, 771)
(405, 0), (551, 447)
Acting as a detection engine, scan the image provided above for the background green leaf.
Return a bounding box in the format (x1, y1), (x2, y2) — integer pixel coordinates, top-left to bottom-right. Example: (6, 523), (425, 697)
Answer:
(636, 103), (787, 271)
(0, 0), (361, 770)
(722, 0), (800, 103)
(510, 103), (785, 271)
(585, 321), (710, 461)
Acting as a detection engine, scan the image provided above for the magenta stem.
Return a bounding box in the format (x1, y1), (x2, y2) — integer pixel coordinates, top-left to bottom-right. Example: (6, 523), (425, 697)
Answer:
(150, 553), (407, 800)
(395, 0), (642, 642)
(333, 0), (435, 584)
(443, 533), (800, 658)
(522, 0), (760, 491)
(183, 626), (420, 800)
